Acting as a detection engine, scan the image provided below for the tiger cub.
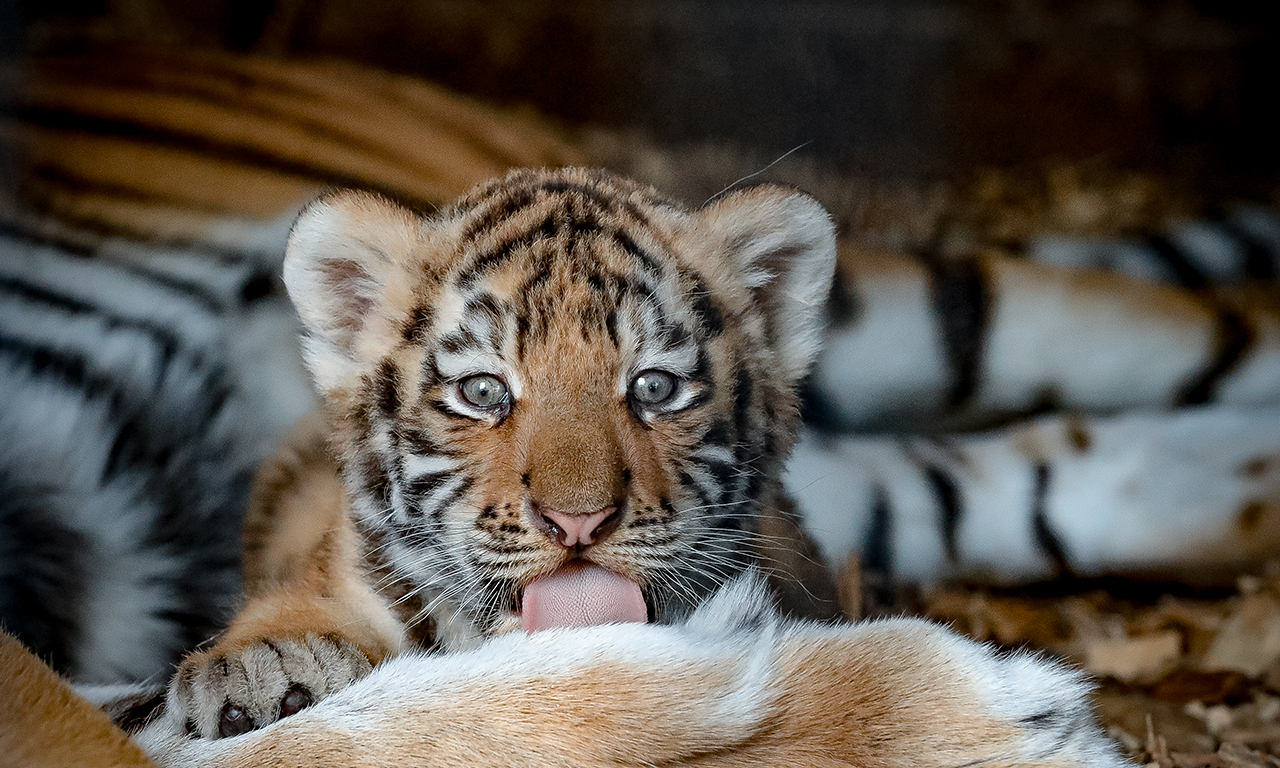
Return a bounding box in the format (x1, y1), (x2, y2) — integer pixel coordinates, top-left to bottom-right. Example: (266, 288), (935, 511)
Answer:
(168, 167), (842, 738)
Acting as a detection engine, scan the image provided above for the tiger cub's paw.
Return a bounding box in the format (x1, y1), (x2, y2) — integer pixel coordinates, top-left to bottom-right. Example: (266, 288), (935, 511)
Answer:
(169, 633), (373, 739)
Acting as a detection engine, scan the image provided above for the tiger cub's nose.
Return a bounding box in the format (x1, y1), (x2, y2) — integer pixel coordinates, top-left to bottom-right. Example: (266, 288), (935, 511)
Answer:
(534, 506), (622, 548)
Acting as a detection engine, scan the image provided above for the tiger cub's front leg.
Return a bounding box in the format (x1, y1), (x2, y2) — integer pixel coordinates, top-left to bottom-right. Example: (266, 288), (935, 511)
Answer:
(168, 416), (404, 739)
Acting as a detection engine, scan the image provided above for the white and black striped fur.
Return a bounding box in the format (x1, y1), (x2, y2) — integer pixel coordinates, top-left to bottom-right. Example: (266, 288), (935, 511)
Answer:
(793, 205), (1280, 586)
(789, 407), (1280, 586)
(808, 242), (1280, 431)
(1030, 202), (1280, 289)
(0, 219), (313, 683)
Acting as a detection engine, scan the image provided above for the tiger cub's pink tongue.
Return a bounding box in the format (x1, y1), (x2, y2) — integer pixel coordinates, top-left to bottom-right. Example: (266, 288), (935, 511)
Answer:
(521, 562), (647, 632)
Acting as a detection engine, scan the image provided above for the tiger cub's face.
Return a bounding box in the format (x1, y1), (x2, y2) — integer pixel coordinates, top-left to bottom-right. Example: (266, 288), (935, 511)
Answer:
(284, 168), (835, 643)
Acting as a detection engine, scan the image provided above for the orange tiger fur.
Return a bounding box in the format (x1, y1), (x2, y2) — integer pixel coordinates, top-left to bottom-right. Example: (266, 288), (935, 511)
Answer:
(1, 580), (1127, 768)
(0, 631), (156, 768)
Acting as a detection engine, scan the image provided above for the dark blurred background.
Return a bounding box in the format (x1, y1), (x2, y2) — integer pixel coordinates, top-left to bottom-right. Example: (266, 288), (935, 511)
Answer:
(5, 0), (1280, 192)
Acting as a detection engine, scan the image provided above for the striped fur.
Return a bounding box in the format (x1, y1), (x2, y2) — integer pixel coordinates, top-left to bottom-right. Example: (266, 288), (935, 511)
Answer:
(0, 49), (583, 251)
(0, 49), (586, 684)
(0, 221), (313, 682)
(157, 167), (845, 739)
(810, 244), (1280, 430)
(1028, 203), (1280, 288)
(790, 407), (1280, 585)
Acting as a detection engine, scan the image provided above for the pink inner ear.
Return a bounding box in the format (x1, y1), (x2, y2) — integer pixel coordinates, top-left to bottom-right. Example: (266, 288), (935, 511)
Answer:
(317, 257), (376, 331)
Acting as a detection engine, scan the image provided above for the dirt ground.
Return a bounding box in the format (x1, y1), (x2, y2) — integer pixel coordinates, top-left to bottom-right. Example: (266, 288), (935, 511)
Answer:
(839, 561), (1280, 766)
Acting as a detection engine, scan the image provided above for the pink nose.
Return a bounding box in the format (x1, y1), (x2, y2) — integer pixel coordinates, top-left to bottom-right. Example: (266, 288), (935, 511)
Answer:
(536, 506), (620, 548)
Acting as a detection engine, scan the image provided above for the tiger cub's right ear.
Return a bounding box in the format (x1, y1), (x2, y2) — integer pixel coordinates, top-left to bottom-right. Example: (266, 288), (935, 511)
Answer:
(284, 190), (427, 395)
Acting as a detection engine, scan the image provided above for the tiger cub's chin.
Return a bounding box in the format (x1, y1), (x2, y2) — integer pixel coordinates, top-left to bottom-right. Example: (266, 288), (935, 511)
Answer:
(169, 167), (843, 738)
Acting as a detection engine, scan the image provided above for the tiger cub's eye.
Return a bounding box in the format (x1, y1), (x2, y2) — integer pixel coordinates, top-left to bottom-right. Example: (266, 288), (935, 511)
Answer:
(459, 374), (509, 408)
(630, 370), (676, 405)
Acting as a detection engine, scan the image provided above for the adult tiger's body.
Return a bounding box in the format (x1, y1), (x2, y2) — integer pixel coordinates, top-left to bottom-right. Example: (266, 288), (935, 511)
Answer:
(1, 49), (1280, 696)
(0, 218), (312, 683)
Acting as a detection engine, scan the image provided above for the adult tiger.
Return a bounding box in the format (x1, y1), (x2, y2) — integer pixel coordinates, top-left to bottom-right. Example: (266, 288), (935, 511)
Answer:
(0, 218), (310, 683)
(1, 48), (1280, 691)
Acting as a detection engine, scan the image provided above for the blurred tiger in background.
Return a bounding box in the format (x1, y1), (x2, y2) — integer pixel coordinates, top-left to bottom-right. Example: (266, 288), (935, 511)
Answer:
(0, 47), (1278, 695)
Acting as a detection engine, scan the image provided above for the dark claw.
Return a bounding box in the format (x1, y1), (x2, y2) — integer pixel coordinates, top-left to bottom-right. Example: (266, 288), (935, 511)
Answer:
(218, 703), (254, 738)
(279, 685), (314, 719)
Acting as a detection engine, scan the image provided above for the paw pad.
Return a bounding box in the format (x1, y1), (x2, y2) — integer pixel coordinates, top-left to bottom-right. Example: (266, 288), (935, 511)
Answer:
(218, 703), (254, 738)
(279, 685), (314, 719)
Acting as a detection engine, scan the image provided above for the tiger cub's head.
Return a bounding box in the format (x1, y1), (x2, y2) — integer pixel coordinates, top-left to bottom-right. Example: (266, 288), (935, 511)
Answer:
(284, 168), (835, 644)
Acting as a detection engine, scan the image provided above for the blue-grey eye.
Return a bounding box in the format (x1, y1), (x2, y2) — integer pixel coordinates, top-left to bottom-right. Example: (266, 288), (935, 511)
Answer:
(631, 370), (676, 405)
(460, 374), (508, 408)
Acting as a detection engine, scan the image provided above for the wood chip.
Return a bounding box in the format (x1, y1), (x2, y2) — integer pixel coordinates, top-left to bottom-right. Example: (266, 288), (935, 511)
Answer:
(1170, 752), (1226, 768)
(915, 565), (1280, 762)
(1088, 630), (1183, 684)
(1150, 669), (1252, 705)
(1150, 713), (1176, 768)
(1216, 742), (1280, 767)
(1204, 595), (1280, 678)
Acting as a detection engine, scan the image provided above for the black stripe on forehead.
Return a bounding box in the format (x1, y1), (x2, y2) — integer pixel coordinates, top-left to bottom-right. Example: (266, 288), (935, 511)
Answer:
(457, 218), (664, 290)
(583, 270), (658, 305)
(463, 292), (506, 322)
(401, 303), (433, 344)
(457, 186), (540, 243)
(669, 267), (725, 339)
(456, 186), (665, 287)
(432, 290), (509, 355)
(612, 229), (661, 274)
(516, 254), (555, 297)
(537, 180), (652, 225)
(459, 177), (654, 239)
(439, 327), (481, 354)
(510, 260), (666, 356)
(661, 321), (690, 351)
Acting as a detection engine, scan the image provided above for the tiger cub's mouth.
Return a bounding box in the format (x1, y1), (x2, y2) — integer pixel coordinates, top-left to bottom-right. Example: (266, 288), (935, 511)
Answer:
(518, 561), (648, 632)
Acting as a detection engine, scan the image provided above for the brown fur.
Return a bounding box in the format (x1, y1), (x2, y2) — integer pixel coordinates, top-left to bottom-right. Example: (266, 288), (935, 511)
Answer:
(183, 443), (404, 672)
(241, 413), (347, 596)
(0, 632), (156, 768)
(1, 618), (1114, 768)
(0, 49), (584, 245)
(139, 602), (1120, 767)
(217, 643), (1025, 768)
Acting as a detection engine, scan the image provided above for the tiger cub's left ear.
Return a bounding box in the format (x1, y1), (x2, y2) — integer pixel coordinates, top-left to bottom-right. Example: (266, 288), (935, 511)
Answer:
(284, 190), (428, 396)
(700, 186), (837, 385)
